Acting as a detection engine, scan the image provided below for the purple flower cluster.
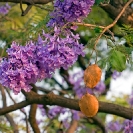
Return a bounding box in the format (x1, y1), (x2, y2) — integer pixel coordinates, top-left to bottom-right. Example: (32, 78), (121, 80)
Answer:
(48, 106), (66, 118)
(124, 119), (133, 133)
(0, 3), (11, 15)
(107, 121), (122, 132)
(0, 28), (84, 94)
(38, 105), (46, 116)
(38, 104), (67, 118)
(106, 119), (133, 132)
(42, 27), (85, 70)
(72, 110), (80, 120)
(0, 0), (94, 94)
(69, 70), (91, 98)
(47, 0), (95, 27)
(0, 41), (49, 94)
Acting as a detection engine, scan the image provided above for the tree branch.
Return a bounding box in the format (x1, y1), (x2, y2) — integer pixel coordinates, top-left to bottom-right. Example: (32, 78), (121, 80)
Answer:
(66, 119), (78, 133)
(29, 104), (40, 133)
(28, 85), (40, 133)
(90, 116), (106, 133)
(0, 91), (133, 120)
(94, 0), (133, 50)
(100, 0), (133, 27)
(0, 0), (53, 4)
(0, 100), (31, 115)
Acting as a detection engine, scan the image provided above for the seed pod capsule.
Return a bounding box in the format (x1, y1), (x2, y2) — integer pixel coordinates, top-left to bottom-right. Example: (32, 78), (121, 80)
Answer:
(84, 64), (102, 88)
(79, 93), (99, 117)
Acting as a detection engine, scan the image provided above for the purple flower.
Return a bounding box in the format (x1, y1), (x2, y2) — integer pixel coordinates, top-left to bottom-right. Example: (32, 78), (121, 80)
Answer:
(38, 104), (46, 116)
(72, 110), (80, 120)
(69, 70), (93, 98)
(48, 106), (66, 118)
(94, 81), (106, 94)
(107, 121), (122, 132)
(123, 119), (133, 133)
(47, 0), (95, 27)
(0, 41), (49, 94)
(0, 0), (89, 95)
(42, 28), (85, 70)
(0, 3), (11, 15)
(36, 119), (43, 125)
(0, 28), (85, 94)
(62, 119), (70, 128)
(112, 70), (121, 80)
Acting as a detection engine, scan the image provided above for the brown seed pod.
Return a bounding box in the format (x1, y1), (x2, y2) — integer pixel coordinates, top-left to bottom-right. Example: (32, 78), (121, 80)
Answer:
(84, 64), (102, 88)
(79, 93), (99, 117)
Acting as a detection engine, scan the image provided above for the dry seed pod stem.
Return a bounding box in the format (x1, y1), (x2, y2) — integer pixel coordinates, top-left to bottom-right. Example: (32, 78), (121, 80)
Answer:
(84, 64), (102, 88)
(79, 93), (99, 117)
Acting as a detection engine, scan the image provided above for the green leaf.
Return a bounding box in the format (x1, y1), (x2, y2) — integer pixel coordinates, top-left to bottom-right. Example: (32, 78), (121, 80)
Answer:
(95, 0), (104, 4)
(109, 50), (126, 72)
(116, 45), (133, 55)
(98, 58), (109, 70)
(94, 27), (102, 33)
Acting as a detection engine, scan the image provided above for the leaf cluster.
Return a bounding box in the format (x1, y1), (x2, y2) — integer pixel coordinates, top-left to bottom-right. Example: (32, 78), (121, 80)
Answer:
(121, 24), (133, 47)
(0, 4), (51, 45)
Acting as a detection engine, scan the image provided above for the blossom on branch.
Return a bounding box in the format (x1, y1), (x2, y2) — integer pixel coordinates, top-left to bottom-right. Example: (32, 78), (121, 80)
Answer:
(47, 0), (95, 27)
(0, 29), (84, 94)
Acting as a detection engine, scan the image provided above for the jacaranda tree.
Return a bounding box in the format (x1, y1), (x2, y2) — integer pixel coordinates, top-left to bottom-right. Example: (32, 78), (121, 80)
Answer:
(0, 0), (133, 132)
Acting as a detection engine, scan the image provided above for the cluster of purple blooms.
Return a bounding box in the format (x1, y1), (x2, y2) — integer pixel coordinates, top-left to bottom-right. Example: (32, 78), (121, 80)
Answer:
(0, 3), (11, 15)
(124, 119), (133, 133)
(106, 119), (133, 133)
(106, 121), (122, 132)
(69, 70), (89, 98)
(0, 28), (84, 94)
(0, 41), (50, 94)
(0, 0), (95, 94)
(38, 105), (67, 118)
(47, 0), (95, 27)
(38, 104), (79, 129)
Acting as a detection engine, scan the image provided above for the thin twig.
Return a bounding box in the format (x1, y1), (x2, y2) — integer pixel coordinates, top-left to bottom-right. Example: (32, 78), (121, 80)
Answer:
(5, 87), (29, 133)
(66, 119), (78, 133)
(43, 117), (55, 132)
(20, 0), (24, 14)
(0, 86), (19, 133)
(90, 0), (133, 63)
(73, 22), (105, 29)
(20, 0), (34, 16)
(21, 4), (33, 16)
(33, 4), (52, 11)
(87, 116), (106, 133)
(94, 0), (133, 49)
(28, 86), (41, 133)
